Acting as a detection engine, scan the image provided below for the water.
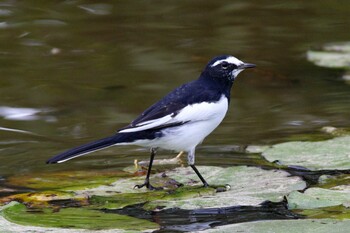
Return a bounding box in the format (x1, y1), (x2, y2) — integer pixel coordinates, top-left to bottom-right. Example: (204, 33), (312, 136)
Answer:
(104, 200), (301, 232)
(0, 0), (350, 230)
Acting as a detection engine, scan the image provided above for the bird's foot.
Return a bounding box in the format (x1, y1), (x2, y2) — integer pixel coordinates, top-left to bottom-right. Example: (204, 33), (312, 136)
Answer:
(134, 181), (163, 191)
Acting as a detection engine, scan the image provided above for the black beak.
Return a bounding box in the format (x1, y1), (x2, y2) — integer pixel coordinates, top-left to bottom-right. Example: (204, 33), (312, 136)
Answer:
(239, 63), (256, 69)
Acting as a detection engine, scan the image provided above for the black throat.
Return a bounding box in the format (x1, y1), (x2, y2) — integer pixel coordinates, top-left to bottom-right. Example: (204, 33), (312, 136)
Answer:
(198, 70), (233, 102)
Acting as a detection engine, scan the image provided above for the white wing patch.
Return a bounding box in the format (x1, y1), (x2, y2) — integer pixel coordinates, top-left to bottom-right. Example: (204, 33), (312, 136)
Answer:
(118, 114), (173, 133)
(211, 56), (243, 67)
(119, 95), (228, 133)
(174, 95), (228, 124)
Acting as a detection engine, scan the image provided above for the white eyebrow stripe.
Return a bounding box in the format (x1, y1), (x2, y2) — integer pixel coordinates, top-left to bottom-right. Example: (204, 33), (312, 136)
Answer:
(211, 56), (243, 67)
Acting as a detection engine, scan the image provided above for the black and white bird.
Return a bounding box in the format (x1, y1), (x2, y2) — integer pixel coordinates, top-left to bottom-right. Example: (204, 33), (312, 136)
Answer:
(47, 55), (255, 190)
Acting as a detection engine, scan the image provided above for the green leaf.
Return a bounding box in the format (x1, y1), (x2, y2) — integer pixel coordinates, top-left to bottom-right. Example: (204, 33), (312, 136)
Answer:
(307, 42), (350, 69)
(204, 219), (350, 233)
(143, 166), (306, 209)
(287, 186), (350, 210)
(262, 136), (350, 170)
(0, 202), (158, 231)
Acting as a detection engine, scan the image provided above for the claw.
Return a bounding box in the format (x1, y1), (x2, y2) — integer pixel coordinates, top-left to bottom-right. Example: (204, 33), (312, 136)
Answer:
(134, 181), (163, 190)
(133, 184), (145, 189)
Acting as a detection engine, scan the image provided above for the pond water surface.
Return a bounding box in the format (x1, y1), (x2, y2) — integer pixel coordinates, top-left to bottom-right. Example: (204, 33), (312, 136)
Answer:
(0, 0), (350, 231)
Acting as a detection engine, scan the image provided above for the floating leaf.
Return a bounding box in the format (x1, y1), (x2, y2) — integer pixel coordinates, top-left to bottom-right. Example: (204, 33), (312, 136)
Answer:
(0, 191), (87, 209)
(143, 166), (306, 209)
(287, 186), (350, 209)
(0, 202), (158, 231)
(6, 170), (131, 191)
(205, 219), (350, 233)
(298, 205), (350, 220)
(307, 42), (350, 69)
(262, 136), (350, 170)
(67, 166), (306, 210)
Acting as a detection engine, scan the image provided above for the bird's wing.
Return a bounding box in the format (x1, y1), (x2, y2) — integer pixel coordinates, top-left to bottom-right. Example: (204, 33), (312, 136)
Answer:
(118, 81), (223, 133)
(118, 111), (184, 133)
(118, 97), (188, 133)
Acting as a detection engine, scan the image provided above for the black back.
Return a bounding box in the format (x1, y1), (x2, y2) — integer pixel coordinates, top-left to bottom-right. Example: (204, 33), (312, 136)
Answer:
(120, 55), (235, 131)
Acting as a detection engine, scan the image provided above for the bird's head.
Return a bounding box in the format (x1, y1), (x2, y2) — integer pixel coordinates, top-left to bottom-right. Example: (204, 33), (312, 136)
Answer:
(203, 55), (256, 82)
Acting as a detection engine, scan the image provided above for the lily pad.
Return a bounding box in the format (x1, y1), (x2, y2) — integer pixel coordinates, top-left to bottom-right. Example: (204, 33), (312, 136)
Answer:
(89, 192), (168, 209)
(287, 186), (350, 209)
(0, 166), (306, 230)
(262, 136), (350, 171)
(204, 219), (350, 233)
(1, 214), (130, 233)
(6, 170), (131, 191)
(318, 173), (350, 189)
(70, 166), (305, 210)
(143, 166), (306, 209)
(0, 191), (87, 208)
(0, 202), (158, 231)
(299, 205), (350, 220)
(307, 42), (350, 69)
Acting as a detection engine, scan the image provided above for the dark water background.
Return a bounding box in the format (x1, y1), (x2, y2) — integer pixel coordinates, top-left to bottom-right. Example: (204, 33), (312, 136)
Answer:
(1, 1), (350, 181)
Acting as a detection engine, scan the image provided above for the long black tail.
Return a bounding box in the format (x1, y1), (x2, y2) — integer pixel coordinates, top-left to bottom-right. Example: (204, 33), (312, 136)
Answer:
(46, 136), (118, 164)
(46, 129), (160, 164)
(46, 132), (140, 164)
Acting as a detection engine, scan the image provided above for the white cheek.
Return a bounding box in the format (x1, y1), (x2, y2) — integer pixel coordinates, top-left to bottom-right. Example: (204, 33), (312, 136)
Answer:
(231, 69), (243, 78)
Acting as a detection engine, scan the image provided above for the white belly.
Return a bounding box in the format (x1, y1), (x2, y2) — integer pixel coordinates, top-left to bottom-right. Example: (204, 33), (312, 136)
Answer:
(133, 95), (228, 151)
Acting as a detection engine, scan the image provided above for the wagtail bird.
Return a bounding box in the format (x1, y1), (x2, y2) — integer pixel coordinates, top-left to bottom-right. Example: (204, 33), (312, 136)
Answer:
(47, 55), (256, 190)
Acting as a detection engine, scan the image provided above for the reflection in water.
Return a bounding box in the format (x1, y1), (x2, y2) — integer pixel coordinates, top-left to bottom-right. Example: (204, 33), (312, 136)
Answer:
(0, 106), (55, 122)
(104, 200), (301, 232)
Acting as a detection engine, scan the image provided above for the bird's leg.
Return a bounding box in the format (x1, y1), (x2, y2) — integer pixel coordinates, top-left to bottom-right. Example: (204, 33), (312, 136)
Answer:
(134, 147), (162, 190)
(188, 148), (209, 187)
(188, 149), (228, 192)
(190, 164), (209, 187)
(190, 164), (229, 192)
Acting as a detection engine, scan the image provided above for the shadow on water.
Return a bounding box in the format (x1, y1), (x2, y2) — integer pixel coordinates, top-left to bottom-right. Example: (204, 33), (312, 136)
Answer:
(285, 167), (350, 186)
(103, 199), (302, 232)
(0, 178), (33, 199)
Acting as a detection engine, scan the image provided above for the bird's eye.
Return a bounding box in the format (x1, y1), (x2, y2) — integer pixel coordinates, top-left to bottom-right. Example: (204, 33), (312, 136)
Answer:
(221, 62), (229, 69)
